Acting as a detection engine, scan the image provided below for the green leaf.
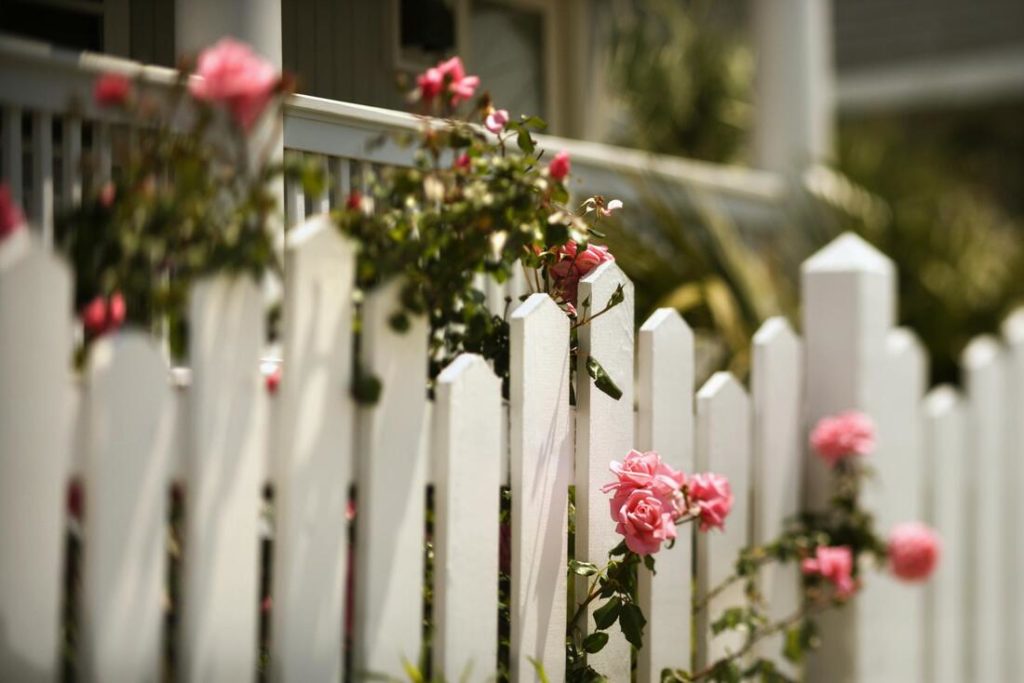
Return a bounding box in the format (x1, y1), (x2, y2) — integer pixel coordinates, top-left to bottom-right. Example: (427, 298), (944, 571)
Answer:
(619, 602), (646, 649)
(609, 540), (628, 557)
(520, 115), (548, 131)
(569, 559), (600, 576)
(593, 596), (621, 630)
(582, 631), (609, 654)
(516, 127), (536, 154)
(527, 657), (551, 683)
(711, 607), (748, 635)
(607, 283), (625, 309)
(351, 368), (382, 406)
(643, 554), (656, 574)
(586, 356), (623, 400)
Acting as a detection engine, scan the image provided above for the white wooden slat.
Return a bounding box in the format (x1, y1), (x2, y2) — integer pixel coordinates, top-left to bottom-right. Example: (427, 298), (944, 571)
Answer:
(328, 155), (350, 209)
(312, 154), (330, 215)
(182, 276), (267, 682)
(433, 354), (502, 681)
(2, 106), (23, 202)
(1003, 309), (1024, 681)
(509, 293), (571, 682)
(507, 263), (530, 315)
(801, 232), (895, 682)
(636, 308), (694, 681)
(922, 386), (967, 683)
(750, 318), (802, 675)
(574, 261), (634, 679)
(270, 216), (356, 681)
(285, 159), (306, 228)
(62, 117), (82, 208)
(353, 280), (429, 678)
(82, 333), (174, 683)
(694, 372), (751, 667)
(0, 235), (73, 682)
(962, 337), (1009, 683)
(30, 112), (53, 243)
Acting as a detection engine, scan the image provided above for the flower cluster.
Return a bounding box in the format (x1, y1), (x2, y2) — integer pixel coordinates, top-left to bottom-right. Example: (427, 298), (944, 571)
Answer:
(415, 56), (480, 108)
(802, 545), (856, 598)
(810, 410), (875, 467)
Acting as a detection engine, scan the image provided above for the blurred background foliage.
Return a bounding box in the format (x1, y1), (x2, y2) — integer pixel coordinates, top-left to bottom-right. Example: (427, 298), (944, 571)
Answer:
(602, 0), (1024, 385)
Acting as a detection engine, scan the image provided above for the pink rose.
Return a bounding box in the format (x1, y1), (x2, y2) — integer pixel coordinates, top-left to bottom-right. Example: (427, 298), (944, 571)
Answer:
(602, 449), (686, 522)
(613, 488), (677, 556)
(802, 545), (857, 598)
(548, 150), (571, 181)
(687, 473), (733, 532)
(0, 183), (25, 240)
(265, 366), (282, 394)
(810, 411), (875, 467)
(548, 240), (614, 305)
(485, 108), (509, 133)
(189, 38), (279, 131)
(94, 73), (132, 107)
(417, 56), (479, 106)
(454, 152), (471, 171)
(416, 67), (444, 101)
(81, 292), (126, 337)
(887, 522), (940, 582)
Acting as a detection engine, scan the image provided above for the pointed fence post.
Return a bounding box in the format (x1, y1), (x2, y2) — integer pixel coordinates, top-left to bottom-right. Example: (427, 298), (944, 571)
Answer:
(575, 261), (634, 681)
(694, 373), (751, 668)
(270, 216), (357, 682)
(0, 236), (73, 683)
(801, 232), (895, 682)
(636, 309), (694, 681)
(1003, 310), (1024, 680)
(750, 318), (802, 677)
(433, 354), (502, 681)
(509, 294), (572, 682)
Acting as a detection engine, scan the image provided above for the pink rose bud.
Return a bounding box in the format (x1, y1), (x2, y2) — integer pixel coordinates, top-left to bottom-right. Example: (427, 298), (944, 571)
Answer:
(107, 292), (126, 329)
(94, 73), (132, 107)
(687, 472), (734, 532)
(613, 488), (677, 556)
(485, 108), (509, 133)
(810, 411), (876, 467)
(345, 190), (362, 211)
(548, 150), (571, 181)
(81, 296), (108, 336)
(189, 38), (279, 131)
(0, 183), (25, 240)
(802, 545), (857, 598)
(265, 366), (282, 394)
(547, 240), (614, 305)
(887, 522), (940, 582)
(454, 153), (471, 171)
(599, 199), (623, 217)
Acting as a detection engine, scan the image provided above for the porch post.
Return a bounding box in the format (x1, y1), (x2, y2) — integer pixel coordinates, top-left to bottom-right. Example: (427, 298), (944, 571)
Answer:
(751, 0), (835, 172)
(175, 0), (282, 67)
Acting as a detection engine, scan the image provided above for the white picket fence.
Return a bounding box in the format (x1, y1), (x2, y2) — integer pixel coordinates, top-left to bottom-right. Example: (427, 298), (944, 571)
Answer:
(1, 217), (1022, 682)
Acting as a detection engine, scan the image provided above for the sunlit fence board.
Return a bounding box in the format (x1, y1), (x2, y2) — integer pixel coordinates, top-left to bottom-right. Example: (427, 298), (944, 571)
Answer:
(0, 236), (72, 683)
(181, 276), (267, 682)
(751, 318), (802, 676)
(433, 354), (502, 681)
(575, 261), (634, 680)
(695, 372), (751, 667)
(82, 334), (174, 682)
(922, 386), (967, 683)
(353, 280), (429, 678)
(270, 217), (356, 681)
(635, 308), (694, 681)
(1003, 310), (1024, 676)
(509, 294), (571, 682)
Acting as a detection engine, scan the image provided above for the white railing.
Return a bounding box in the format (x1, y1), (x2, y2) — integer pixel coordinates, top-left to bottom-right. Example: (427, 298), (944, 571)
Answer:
(2, 32), (1023, 683)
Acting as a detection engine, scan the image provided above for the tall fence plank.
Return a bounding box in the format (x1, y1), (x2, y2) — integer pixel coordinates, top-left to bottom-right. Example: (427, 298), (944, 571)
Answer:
(353, 280), (429, 678)
(433, 354), (502, 681)
(963, 337), (1008, 682)
(802, 232), (894, 682)
(1003, 310), (1024, 678)
(750, 318), (802, 675)
(636, 308), (694, 681)
(0, 237), (72, 682)
(861, 328), (927, 682)
(30, 112), (53, 243)
(695, 372), (751, 667)
(2, 106), (22, 203)
(270, 217), (356, 681)
(182, 276), (267, 682)
(922, 386), (967, 683)
(82, 334), (174, 682)
(509, 294), (571, 682)
(575, 261), (634, 680)
(61, 117), (82, 209)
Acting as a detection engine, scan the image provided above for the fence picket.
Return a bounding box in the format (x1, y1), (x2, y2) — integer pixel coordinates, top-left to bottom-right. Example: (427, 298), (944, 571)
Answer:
(1003, 310), (1024, 677)
(433, 354), (502, 681)
(2, 106), (22, 203)
(861, 328), (927, 682)
(61, 117), (82, 209)
(509, 294), (571, 682)
(575, 261), (634, 680)
(270, 216), (356, 681)
(694, 372), (751, 667)
(922, 386), (967, 683)
(636, 308), (694, 681)
(963, 337), (1009, 682)
(0, 236), (72, 683)
(353, 280), (429, 678)
(82, 334), (174, 682)
(30, 112), (53, 243)
(801, 232), (895, 682)
(182, 276), (267, 682)
(750, 318), (802, 675)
